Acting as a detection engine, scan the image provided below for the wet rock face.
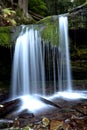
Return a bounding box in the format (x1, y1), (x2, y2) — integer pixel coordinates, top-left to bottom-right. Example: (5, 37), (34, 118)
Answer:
(69, 29), (87, 48)
(69, 28), (87, 80)
(0, 46), (11, 84)
(0, 90), (9, 102)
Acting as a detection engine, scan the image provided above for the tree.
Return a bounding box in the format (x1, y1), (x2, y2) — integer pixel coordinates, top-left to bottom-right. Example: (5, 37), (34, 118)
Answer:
(18, 0), (30, 18)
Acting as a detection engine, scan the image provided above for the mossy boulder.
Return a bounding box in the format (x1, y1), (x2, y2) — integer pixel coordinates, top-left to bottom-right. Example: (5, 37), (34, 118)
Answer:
(0, 26), (11, 47)
(38, 15), (59, 46)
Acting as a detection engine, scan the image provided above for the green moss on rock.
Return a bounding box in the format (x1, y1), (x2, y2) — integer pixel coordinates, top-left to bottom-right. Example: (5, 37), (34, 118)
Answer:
(38, 16), (59, 46)
(0, 26), (11, 47)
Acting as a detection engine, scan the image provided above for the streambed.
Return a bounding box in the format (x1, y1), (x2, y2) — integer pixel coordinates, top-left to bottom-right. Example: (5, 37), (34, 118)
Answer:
(0, 89), (87, 129)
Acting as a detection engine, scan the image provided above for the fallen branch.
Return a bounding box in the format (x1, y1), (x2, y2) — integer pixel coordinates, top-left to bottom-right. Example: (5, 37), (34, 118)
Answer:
(74, 107), (87, 116)
(69, 2), (87, 13)
(35, 95), (62, 108)
(29, 10), (44, 20)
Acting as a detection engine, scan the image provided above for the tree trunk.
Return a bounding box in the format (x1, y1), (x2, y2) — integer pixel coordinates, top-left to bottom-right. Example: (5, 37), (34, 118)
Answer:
(18, 0), (23, 10)
(23, 0), (28, 17)
(18, 0), (31, 19)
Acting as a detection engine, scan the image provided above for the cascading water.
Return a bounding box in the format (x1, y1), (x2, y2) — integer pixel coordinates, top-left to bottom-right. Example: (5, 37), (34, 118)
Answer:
(52, 15), (87, 100)
(11, 15), (87, 112)
(11, 26), (46, 98)
(11, 16), (73, 99)
(58, 15), (72, 91)
(52, 46), (56, 93)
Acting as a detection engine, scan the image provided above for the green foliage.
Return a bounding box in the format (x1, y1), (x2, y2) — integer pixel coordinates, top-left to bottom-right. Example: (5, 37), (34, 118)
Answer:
(44, 0), (73, 15)
(44, 0), (87, 15)
(69, 15), (87, 29)
(57, 0), (73, 14)
(71, 0), (86, 7)
(2, 8), (16, 16)
(28, 0), (48, 16)
(2, 8), (16, 26)
(58, 0), (86, 13)
(0, 27), (11, 47)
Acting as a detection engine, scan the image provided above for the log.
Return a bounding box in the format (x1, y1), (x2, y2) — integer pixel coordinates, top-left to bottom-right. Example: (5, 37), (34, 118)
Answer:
(35, 95), (62, 108)
(29, 10), (44, 20)
(0, 98), (22, 118)
(29, 10), (44, 19)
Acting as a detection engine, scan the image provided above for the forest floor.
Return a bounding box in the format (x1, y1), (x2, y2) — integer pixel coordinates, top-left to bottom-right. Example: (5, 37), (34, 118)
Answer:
(0, 82), (87, 130)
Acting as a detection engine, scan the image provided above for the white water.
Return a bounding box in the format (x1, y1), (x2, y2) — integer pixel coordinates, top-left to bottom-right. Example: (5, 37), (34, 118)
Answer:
(52, 47), (56, 93)
(11, 26), (45, 98)
(58, 16), (72, 91)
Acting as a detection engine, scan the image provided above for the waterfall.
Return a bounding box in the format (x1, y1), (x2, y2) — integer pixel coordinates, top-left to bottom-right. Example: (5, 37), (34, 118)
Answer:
(52, 46), (57, 93)
(11, 15), (73, 101)
(10, 14), (87, 111)
(11, 26), (46, 98)
(58, 16), (72, 91)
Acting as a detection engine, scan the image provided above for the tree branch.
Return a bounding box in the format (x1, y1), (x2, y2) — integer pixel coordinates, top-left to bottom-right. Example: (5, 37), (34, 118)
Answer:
(69, 2), (87, 14)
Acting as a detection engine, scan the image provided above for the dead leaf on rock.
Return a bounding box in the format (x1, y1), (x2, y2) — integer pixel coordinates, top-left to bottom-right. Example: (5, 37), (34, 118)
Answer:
(50, 120), (63, 130)
(42, 117), (50, 127)
(50, 120), (71, 130)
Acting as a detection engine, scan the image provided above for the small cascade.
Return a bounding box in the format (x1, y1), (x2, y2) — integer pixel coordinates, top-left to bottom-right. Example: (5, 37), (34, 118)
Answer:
(10, 15), (87, 112)
(11, 15), (73, 99)
(52, 46), (56, 93)
(11, 26), (46, 98)
(11, 14), (85, 113)
(58, 15), (72, 91)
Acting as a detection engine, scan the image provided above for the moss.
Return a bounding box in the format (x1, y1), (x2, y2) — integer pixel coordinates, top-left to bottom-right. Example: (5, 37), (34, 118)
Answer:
(0, 26), (11, 47)
(38, 16), (59, 46)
